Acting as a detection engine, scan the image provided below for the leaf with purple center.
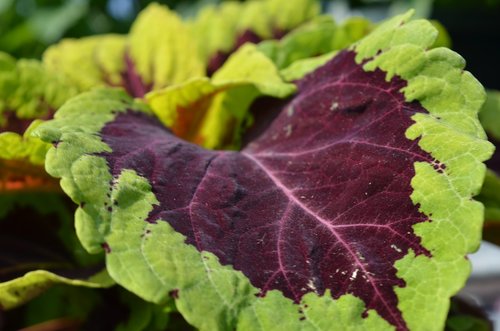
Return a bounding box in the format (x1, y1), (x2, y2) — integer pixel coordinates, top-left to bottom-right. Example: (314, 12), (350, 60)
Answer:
(34, 11), (493, 331)
(43, 3), (204, 98)
(0, 52), (78, 193)
(146, 16), (371, 151)
(188, 0), (320, 75)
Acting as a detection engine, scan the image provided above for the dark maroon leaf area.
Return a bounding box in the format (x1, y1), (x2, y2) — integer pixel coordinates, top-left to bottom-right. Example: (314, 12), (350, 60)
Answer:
(1, 109), (53, 135)
(100, 50), (436, 330)
(100, 52), (151, 99)
(207, 30), (262, 76)
(485, 136), (500, 175)
(120, 52), (152, 98)
(0, 205), (70, 282)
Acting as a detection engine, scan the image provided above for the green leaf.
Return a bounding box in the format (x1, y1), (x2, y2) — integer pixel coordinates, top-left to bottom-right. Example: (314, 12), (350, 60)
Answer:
(188, 0), (320, 66)
(0, 52), (78, 125)
(477, 91), (500, 244)
(445, 297), (492, 331)
(42, 34), (127, 92)
(429, 20), (452, 49)
(0, 52), (78, 192)
(279, 51), (338, 82)
(477, 170), (500, 221)
(259, 16), (372, 70)
(476, 170), (500, 245)
(115, 289), (171, 331)
(21, 285), (101, 328)
(0, 269), (113, 310)
(445, 316), (491, 331)
(0, 122), (59, 195)
(0, 193), (113, 310)
(34, 11), (492, 331)
(43, 3), (204, 97)
(479, 90), (500, 140)
(0, 121), (50, 166)
(147, 44), (295, 149)
(258, 15), (373, 81)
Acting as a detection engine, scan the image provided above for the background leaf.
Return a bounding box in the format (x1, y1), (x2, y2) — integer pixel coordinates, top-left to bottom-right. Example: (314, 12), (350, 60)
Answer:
(0, 193), (111, 310)
(43, 3), (204, 98)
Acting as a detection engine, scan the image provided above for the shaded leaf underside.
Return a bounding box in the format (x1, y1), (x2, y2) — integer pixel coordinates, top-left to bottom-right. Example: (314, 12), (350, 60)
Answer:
(0, 194), (111, 309)
(98, 50), (434, 330)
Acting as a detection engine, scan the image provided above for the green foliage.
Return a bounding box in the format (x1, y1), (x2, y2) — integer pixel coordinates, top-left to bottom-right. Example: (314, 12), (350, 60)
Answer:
(33, 11), (492, 331)
(44, 3), (204, 94)
(188, 0), (320, 65)
(147, 44), (295, 149)
(0, 1), (496, 330)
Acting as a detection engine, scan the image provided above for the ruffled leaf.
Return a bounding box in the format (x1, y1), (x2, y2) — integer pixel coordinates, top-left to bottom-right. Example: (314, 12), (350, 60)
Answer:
(35, 12), (492, 331)
(147, 44), (295, 149)
(42, 35), (127, 92)
(259, 16), (372, 70)
(0, 52), (78, 193)
(43, 3), (204, 98)
(0, 52), (77, 124)
(189, 0), (320, 75)
(0, 269), (112, 310)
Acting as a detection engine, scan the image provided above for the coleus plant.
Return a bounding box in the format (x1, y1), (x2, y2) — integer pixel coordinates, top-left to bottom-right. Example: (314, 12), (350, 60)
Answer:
(1, 0), (341, 312)
(1, 0), (497, 330)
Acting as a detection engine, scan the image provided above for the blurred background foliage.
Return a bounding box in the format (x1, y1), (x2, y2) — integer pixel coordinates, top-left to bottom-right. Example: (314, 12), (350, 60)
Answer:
(0, 0), (499, 89)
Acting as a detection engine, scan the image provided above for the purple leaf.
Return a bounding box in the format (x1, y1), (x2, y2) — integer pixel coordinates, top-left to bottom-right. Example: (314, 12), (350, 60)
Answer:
(99, 50), (434, 329)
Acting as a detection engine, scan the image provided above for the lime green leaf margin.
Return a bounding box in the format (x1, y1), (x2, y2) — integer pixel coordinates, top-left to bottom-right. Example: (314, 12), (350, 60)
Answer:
(357, 10), (493, 330)
(34, 11), (493, 331)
